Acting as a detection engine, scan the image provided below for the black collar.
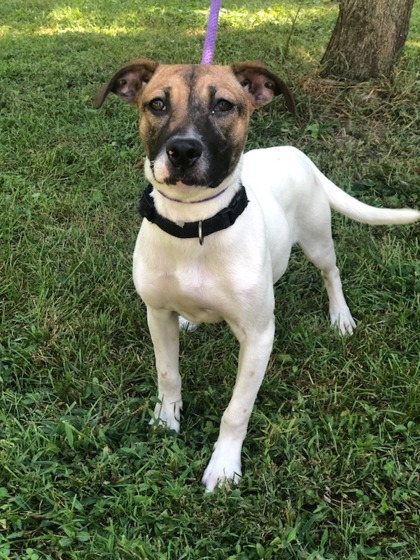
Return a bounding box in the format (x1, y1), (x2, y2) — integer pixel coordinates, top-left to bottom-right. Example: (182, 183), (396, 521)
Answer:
(139, 183), (249, 244)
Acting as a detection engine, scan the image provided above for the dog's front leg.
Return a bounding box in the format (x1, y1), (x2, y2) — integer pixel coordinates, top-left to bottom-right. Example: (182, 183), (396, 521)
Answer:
(202, 317), (275, 492)
(147, 307), (182, 432)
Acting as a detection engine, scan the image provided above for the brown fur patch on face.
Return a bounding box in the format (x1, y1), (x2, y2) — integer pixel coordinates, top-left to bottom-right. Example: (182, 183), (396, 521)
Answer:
(137, 65), (254, 186)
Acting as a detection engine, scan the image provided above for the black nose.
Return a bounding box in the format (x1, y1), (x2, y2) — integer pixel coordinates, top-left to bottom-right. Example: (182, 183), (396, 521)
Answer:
(166, 137), (203, 169)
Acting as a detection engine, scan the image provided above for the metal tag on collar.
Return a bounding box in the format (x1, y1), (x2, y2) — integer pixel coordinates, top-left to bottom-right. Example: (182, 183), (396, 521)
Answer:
(198, 221), (204, 245)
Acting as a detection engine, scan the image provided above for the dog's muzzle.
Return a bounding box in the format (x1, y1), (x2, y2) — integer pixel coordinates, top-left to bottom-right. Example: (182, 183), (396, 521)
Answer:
(153, 135), (210, 186)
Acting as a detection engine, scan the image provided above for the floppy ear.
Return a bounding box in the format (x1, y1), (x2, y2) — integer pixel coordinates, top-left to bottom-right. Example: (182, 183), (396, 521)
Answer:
(231, 61), (296, 114)
(94, 58), (159, 108)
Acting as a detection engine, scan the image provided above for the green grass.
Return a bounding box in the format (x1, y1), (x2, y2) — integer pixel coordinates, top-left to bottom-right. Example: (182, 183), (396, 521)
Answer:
(0, 0), (419, 558)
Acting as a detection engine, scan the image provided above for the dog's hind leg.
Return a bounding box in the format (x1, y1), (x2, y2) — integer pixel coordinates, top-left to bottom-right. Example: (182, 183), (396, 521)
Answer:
(298, 208), (356, 335)
(178, 316), (200, 332)
(321, 263), (356, 335)
(147, 308), (183, 432)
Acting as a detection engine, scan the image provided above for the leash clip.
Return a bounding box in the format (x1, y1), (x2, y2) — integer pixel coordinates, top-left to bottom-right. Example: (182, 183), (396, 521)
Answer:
(198, 221), (204, 245)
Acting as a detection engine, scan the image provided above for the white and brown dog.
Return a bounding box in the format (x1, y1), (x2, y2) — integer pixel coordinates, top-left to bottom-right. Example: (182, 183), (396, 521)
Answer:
(96, 60), (419, 491)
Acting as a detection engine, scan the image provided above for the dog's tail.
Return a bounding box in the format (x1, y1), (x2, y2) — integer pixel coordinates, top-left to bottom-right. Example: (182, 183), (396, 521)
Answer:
(313, 165), (420, 225)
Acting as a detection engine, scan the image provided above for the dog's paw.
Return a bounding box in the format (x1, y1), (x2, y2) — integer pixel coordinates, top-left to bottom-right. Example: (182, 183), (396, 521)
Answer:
(330, 307), (356, 336)
(178, 316), (200, 332)
(149, 399), (182, 433)
(202, 444), (242, 492)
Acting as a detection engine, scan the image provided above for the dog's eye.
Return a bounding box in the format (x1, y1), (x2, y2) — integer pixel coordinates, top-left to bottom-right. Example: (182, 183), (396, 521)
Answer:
(148, 98), (166, 112)
(213, 99), (235, 113)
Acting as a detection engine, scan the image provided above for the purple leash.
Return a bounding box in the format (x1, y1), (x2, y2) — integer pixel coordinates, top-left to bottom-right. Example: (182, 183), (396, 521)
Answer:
(201, 0), (222, 64)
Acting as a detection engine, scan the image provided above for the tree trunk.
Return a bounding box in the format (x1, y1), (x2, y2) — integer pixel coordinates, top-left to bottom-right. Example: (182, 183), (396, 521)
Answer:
(320, 0), (414, 80)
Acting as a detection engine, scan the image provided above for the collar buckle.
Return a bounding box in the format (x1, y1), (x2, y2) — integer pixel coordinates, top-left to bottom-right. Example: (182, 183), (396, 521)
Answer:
(198, 221), (204, 245)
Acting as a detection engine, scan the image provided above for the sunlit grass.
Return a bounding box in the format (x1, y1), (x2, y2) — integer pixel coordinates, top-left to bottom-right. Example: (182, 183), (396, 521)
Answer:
(1, 0), (339, 39)
(0, 0), (344, 72)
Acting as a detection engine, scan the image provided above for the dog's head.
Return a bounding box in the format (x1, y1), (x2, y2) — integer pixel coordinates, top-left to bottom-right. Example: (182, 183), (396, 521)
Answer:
(95, 60), (295, 189)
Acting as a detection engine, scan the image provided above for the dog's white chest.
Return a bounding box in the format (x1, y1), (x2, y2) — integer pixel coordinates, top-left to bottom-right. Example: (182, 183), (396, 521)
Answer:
(133, 230), (226, 323)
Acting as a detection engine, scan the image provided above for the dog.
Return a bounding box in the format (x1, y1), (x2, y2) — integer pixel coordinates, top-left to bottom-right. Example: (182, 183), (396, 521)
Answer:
(96, 59), (420, 491)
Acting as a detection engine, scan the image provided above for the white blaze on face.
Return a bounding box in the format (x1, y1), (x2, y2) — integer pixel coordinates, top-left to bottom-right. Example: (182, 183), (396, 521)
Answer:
(151, 153), (171, 184)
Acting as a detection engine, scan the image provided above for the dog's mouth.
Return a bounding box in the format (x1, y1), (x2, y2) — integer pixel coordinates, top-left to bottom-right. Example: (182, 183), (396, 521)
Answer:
(150, 158), (217, 189)
(147, 134), (242, 190)
(164, 171), (211, 188)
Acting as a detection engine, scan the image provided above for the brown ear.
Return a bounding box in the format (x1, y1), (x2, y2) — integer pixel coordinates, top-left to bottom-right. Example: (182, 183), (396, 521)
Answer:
(94, 58), (159, 108)
(231, 61), (296, 114)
